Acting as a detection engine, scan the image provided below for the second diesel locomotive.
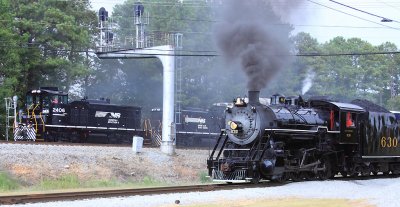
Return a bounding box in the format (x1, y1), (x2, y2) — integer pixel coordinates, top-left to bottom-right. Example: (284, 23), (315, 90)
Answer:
(149, 105), (226, 148)
(207, 91), (400, 183)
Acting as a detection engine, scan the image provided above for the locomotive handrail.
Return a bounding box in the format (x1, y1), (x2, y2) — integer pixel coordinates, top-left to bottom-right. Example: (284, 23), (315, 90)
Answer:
(143, 119), (152, 137)
(26, 104), (31, 119)
(264, 127), (339, 134)
(45, 124), (143, 131)
(210, 130), (227, 159)
(257, 135), (272, 161)
(246, 135), (261, 161)
(39, 112), (45, 133)
(216, 134), (229, 160)
(31, 104), (39, 133)
(291, 108), (309, 125)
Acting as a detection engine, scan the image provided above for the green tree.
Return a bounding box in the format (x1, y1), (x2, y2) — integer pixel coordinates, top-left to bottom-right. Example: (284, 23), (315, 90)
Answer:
(0, 0), (25, 139)
(11, 0), (97, 93)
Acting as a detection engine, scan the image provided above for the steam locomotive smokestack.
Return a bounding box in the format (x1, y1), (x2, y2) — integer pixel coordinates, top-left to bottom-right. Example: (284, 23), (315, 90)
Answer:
(248, 91), (260, 104)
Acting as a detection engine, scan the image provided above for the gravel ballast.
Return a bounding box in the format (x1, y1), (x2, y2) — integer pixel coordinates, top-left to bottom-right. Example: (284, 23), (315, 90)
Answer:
(0, 143), (210, 185)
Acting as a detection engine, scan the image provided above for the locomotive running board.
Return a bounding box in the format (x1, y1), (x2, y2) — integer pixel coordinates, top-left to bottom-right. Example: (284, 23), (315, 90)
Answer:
(176, 131), (220, 135)
(45, 125), (143, 131)
(362, 156), (400, 158)
(265, 128), (340, 134)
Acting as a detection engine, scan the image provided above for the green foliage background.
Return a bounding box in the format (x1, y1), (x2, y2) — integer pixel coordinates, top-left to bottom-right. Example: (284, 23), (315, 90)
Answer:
(1, 0), (400, 139)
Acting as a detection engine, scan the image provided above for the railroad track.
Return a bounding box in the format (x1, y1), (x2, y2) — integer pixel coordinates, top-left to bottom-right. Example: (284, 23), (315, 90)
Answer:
(0, 140), (213, 150)
(0, 183), (262, 205)
(0, 140), (132, 148)
(0, 174), (397, 205)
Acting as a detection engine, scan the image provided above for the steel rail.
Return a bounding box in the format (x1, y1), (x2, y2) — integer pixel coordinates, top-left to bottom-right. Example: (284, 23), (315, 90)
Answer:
(0, 184), (255, 205)
(0, 140), (213, 150)
(0, 140), (133, 148)
(1, 174), (394, 204)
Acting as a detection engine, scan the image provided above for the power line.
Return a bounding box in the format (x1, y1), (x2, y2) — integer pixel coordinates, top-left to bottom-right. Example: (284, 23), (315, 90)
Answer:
(297, 51), (400, 57)
(1, 42), (400, 57)
(306, 0), (400, 31)
(375, 0), (400, 12)
(96, 50), (400, 57)
(329, 0), (400, 23)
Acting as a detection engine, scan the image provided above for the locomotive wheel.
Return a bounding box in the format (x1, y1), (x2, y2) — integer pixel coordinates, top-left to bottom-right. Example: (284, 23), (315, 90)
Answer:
(273, 173), (288, 183)
(361, 166), (371, 176)
(350, 172), (359, 177)
(290, 172), (302, 182)
(370, 165), (378, 176)
(299, 171), (309, 180)
(318, 159), (332, 180)
(251, 172), (261, 184)
(350, 166), (361, 177)
(340, 171), (348, 177)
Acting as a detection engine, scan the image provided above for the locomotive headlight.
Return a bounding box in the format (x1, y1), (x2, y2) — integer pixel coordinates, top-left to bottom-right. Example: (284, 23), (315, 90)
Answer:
(229, 121), (243, 133)
(229, 121), (238, 130)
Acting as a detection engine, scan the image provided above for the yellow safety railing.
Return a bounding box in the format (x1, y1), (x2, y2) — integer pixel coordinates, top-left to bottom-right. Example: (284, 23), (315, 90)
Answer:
(143, 119), (153, 137)
(39, 112), (45, 133)
(31, 104), (39, 133)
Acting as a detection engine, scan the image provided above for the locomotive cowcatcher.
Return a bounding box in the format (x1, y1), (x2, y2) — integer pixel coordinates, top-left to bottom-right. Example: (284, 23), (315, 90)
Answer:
(207, 91), (400, 183)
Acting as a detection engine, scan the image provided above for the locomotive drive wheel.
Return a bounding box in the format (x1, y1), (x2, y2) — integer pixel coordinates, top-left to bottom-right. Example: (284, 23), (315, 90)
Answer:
(317, 159), (332, 180)
(369, 165), (378, 176)
(273, 172), (288, 183)
(300, 171), (312, 180)
(251, 172), (261, 184)
(290, 172), (302, 182)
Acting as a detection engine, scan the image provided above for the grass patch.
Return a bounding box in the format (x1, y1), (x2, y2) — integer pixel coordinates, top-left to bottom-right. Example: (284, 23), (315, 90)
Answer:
(198, 171), (211, 183)
(0, 174), (167, 193)
(34, 175), (82, 191)
(186, 198), (374, 207)
(0, 172), (20, 192)
(28, 175), (165, 191)
(140, 176), (163, 187)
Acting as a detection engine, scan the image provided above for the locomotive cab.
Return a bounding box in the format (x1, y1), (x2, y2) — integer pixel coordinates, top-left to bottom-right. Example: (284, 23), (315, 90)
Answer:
(18, 87), (68, 141)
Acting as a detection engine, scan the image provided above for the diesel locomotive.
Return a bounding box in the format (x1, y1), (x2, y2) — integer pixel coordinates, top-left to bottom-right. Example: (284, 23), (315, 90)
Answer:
(207, 91), (400, 183)
(13, 87), (225, 147)
(14, 87), (146, 144)
(149, 105), (226, 147)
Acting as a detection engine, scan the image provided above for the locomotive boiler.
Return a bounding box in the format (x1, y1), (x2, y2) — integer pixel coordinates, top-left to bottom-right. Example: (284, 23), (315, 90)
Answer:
(207, 91), (400, 183)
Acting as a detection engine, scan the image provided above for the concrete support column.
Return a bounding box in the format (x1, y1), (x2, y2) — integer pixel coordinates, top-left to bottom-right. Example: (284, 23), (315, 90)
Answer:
(157, 47), (175, 155)
(96, 45), (176, 155)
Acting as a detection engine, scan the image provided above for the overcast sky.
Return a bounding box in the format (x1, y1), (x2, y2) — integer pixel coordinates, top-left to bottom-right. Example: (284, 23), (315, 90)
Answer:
(90, 0), (400, 46)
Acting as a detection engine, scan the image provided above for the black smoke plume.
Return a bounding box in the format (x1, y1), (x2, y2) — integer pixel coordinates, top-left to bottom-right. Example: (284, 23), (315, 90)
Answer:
(214, 0), (299, 91)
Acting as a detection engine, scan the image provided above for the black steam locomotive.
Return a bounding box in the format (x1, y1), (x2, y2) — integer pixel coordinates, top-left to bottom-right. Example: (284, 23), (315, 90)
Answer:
(207, 91), (400, 183)
(15, 87), (146, 144)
